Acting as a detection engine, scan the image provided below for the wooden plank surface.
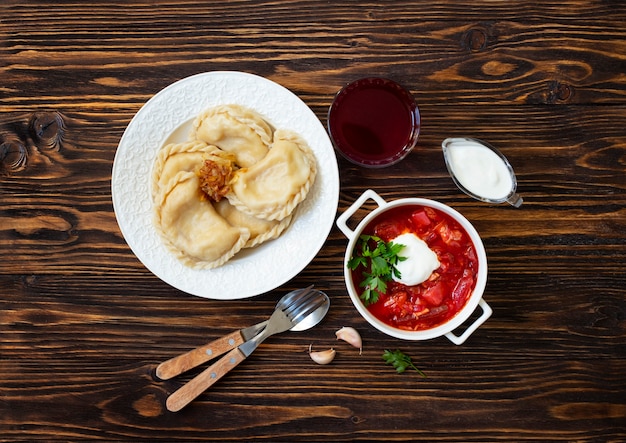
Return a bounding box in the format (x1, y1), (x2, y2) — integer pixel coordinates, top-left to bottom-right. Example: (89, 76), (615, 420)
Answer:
(1, 1), (625, 441)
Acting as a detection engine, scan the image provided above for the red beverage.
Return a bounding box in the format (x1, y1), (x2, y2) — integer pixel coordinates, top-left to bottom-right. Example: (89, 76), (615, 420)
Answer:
(328, 77), (420, 167)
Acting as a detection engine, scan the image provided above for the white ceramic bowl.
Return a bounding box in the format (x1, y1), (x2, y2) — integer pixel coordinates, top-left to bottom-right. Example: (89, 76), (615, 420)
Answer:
(336, 189), (492, 345)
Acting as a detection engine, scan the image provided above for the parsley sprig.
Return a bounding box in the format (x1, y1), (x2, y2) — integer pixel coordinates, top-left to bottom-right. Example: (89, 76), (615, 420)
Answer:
(382, 349), (426, 377)
(347, 235), (406, 306)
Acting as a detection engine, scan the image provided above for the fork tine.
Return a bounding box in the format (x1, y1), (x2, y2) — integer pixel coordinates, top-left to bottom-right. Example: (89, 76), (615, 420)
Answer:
(281, 286), (316, 315)
(279, 285), (314, 311)
(287, 295), (327, 325)
(289, 300), (326, 326)
(282, 288), (318, 317)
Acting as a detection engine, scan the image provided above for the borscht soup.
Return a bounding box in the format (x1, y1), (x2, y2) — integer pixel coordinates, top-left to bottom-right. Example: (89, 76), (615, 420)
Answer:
(348, 204), (479, 331)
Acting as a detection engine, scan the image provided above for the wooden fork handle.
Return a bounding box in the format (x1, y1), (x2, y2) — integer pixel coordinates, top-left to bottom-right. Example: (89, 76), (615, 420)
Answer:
(156, 331), (245, 380)
(166, 347), (246, 412)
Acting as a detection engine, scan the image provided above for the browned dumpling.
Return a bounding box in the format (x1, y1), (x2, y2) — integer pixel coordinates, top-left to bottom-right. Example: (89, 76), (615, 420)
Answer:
(151, 141), (222, 201)
(191, 104), (272, 168)
(154, 172), (250, 269)
(226, 129), (317, 221)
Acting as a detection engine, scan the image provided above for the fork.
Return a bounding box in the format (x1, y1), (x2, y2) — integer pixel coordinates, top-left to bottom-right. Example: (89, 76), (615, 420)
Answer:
(165, 287), (329, 412)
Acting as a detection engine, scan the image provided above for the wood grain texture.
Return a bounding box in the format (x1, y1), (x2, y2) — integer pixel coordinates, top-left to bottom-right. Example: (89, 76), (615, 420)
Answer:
(1, 0), (625, 441)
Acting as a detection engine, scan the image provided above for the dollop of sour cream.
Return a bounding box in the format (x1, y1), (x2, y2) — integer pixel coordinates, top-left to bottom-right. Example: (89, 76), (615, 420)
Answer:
(445, 139), (513, 200)
(392, 233), (440, 286)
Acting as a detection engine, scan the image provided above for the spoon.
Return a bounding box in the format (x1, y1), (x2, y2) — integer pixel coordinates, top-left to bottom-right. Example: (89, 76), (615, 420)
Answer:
(166, 286), (330, 412)
(156, 286), (319, 381)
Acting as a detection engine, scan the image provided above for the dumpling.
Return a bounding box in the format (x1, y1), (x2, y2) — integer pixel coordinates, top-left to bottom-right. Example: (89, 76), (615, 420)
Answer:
(226, 129), (316, 221)
(151, 105), (316, 270)
(152, 141), (223, 200)
(154, 172), (250, 269)
(214, 199), (293, 248)
(192, 104), (272, 168)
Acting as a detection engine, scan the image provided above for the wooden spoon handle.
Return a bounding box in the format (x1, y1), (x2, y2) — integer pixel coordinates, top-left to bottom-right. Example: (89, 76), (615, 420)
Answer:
(166, 347), (247, 412)
(156, 331), (245, 380)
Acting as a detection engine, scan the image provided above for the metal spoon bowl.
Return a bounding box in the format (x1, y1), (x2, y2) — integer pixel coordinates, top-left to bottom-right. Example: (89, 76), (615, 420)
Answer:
(277, 286), (330, 331)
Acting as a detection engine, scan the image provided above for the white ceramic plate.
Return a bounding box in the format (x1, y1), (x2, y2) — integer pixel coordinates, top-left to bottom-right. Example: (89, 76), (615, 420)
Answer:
(111, 71), (339, 299)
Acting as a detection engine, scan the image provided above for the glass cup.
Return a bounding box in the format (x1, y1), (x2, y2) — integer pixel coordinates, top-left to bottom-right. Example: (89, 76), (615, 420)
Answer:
(327, 77), (420, 168)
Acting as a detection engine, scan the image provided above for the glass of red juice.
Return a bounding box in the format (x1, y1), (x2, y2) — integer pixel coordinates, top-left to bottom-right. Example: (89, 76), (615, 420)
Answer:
(327, 77), (420, 168)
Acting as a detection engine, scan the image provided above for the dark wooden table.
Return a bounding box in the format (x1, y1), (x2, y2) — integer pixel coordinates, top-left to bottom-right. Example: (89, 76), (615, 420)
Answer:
(2, 1), (625, 441)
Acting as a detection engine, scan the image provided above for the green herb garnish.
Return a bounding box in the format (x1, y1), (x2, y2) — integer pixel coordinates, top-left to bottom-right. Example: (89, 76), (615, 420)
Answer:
(347, 235), (406, 305)
(382, 349), (426, 377)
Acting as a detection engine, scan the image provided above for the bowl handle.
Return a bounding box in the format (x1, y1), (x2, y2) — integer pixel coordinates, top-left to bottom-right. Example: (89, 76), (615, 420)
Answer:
(444, 299), (492, 345)
(336, 189), (387, 239)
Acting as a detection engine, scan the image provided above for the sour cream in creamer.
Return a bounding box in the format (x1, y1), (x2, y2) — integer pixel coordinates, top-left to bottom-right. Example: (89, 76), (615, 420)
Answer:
(443, 138), (513, 201)
(392, 233), (440, 286)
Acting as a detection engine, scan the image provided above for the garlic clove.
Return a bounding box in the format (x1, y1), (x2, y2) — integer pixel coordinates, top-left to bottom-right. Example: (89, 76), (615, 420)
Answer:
(336, 326), (362, 355)
(308, 344), (336, 365)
